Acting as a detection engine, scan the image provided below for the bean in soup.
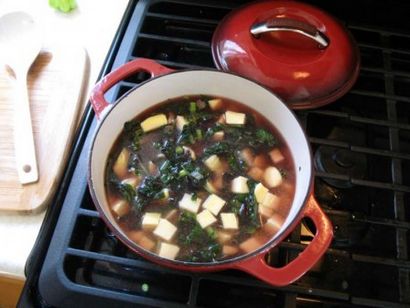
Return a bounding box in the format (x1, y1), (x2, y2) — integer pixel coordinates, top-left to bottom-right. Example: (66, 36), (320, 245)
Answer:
(105, 96), (295, 262)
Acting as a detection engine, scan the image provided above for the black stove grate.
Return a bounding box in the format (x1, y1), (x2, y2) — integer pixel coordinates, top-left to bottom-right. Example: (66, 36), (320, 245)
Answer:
(21, 0), (410, 307)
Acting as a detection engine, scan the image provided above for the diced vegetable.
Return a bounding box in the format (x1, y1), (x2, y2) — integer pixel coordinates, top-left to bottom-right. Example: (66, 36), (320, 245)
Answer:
(221, 213), (239, 229)
(176, 115), (188, 131)
(204, 154), (222, 172)
(158, 242), (180, 260)
(183, 146), (196, 160)
(153, 219), (177, 241)
(138, 235), (156, 251)
(196, 209), (217, 229)
(142, 212), (161, 230)
(223, 245), (239, 256)
(254, 183), (269, 203)
(178, 193), (202, 213)
(202, 194), (226, 216)
(204, 180), (218, 193)
(263, 214), (284, 235)
(141, 114), (168, 132)
(269, 148), (285, 164)
(216, 230), (232, 244)
(208, 98), (223, 110)
(261, 192), (279, 209)
(159, 188), (170, 200)
(121, 176), (140, 188)
(264, 166), (283, 188)
(240, 148), (255, 167)
(111, 200), (130, 218)
(212, 131), (225, 141)
(113, 148), (130, 179)
(239, 236), (264, 253)
(231, 176), (249, 193)
(148, 161), (158, 175)
(253, 154), (270, 168)
(165, 209), (178, 222)
(247, 167), (264, 181)
(258, 204), (274, 218)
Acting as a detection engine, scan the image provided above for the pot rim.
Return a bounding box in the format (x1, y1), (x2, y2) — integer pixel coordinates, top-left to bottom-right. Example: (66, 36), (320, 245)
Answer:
(88, 68), (314, 269)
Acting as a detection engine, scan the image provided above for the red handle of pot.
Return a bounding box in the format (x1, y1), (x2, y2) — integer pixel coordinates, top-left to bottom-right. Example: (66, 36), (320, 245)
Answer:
(234, 195), (333, 286)
(90, 58), (174, 119)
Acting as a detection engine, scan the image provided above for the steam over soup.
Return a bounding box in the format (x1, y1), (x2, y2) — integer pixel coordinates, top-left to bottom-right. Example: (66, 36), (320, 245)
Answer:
(105, 96), (295, 262)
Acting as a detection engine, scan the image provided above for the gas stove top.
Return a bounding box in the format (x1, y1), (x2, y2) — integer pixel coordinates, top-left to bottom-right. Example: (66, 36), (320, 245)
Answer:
(19, 1), (410, 307)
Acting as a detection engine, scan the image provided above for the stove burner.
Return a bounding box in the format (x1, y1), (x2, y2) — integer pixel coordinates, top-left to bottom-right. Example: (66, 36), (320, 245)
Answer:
(314, 126), (367, 188)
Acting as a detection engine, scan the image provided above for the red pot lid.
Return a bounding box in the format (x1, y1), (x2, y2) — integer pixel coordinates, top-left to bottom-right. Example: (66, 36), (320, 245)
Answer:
(212, 0), (360, 109)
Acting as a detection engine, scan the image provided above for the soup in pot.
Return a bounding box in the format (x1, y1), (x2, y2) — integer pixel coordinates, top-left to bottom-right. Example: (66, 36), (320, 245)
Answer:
(105, 96), (295, 262)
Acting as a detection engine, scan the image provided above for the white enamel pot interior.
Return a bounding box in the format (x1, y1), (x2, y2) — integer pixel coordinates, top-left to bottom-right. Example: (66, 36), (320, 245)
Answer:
(88, 58), (333, 287)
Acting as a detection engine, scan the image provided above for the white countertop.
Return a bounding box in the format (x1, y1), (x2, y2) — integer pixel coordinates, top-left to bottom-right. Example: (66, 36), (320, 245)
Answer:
(0, 0), (129, 279)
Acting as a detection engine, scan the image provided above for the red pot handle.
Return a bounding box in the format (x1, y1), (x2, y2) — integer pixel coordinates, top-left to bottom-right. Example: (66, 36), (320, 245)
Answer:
(233, 194), (333, 286)
(90, 58), (174, 119)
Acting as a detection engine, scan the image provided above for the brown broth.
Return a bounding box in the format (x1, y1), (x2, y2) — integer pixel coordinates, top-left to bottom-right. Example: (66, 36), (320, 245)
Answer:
(105, 96), (295, 263)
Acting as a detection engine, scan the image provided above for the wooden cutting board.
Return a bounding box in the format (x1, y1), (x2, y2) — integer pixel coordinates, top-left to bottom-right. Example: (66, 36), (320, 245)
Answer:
(0, 45), (88, 212)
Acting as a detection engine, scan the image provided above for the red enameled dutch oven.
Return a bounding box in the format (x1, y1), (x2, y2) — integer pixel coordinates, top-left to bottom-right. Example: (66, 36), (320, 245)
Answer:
(212, 0), (360, 109)
(88, 58), (333, 287)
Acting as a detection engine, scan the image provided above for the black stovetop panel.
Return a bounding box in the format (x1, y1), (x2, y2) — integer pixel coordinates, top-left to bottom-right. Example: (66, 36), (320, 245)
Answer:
(19, 0), (410, 307)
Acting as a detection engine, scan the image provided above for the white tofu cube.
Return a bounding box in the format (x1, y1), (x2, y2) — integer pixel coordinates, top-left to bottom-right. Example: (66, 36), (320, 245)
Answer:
(202, 194), (226, 216)
(264, 166), (283, 188)
(208, 98), (223, 110)
(261, 192), (280, 209)
(111, 200), (130, 218)
(196, 209), (217, 229)
(153, 219), (177, 241)
(158, 242), (180, 260)
(178, 193), (202, 213)
(254, 183), (269, 203)
(231, 176), (249, 193)
(221, 213), (239, 230)
(204, 155), (222, 172)
(142, 212), (161, 230)
(141, 114), (168, 132)
(225, 111), (246, 125)
(176, 115), (188, 131)
(113, 148), (130, 179)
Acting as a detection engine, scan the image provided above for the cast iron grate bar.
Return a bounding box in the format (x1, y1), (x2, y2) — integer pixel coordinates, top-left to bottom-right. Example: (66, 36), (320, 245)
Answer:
(138, 33), (211, 48)
(145, 12), (219, 25)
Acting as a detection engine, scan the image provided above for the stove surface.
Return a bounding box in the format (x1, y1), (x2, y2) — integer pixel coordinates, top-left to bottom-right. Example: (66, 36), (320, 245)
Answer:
(19, 1), (410, 307)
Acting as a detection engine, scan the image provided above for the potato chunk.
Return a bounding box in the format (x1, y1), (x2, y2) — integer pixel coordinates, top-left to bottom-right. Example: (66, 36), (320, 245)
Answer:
(212, 131), (225, 141)
(221, 213), (239, 230)
(248, 167), (264, 181)
(142, 212), (161, 230)
(141, 114), (167, 132)
(254, 183), (269, 203)
(239, 237), (264, 253)
(121, 176), (140, 188)
(176, 115), (188, 131)
(196, 209), (217, 229)
(258, 204), (274, 218)
(217, 230), (232, 244)
(202, 194), (226, 216)
(264, 166), (283, 188)
(153, 219), (177, 241)
(269, 148), (285, 164)
(231, 176), (249, 193)
(208, 98), (223, 110)
(183, 146), (196, 160)
(204, 180), (218, 194)
(113, 148), (130, 179)
(223, 245), (239, 256)
(111, 200), (130, 218)
(261, 192), (280, 209)
(178, 193), (202, 214)
(158, 242), (180, 260)
(263, 214), (284, 235)
(204, 155), (222, 172)
(240, 148), (255, 167)
(225, 111), (246, 125)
